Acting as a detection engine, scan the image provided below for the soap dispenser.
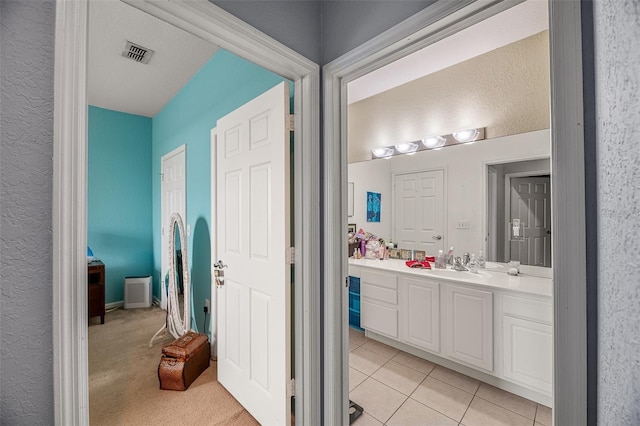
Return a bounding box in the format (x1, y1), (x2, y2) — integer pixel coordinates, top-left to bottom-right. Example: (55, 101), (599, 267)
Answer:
(478, 250), (486, 268)
(435, 250), (446, 269)
(469, 254), (478, 273)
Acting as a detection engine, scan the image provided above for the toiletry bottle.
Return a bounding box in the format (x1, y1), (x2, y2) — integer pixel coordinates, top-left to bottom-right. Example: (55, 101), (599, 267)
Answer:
(469, 254), (478, 273)
(435, 250), (445, 269)
(360, 239), (366, 257)
(478, 250), (486, 268)
(446, 246), (454, 265)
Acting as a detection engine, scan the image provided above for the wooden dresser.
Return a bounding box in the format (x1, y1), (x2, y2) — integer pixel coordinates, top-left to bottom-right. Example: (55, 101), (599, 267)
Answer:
(88, 260), (105, 324)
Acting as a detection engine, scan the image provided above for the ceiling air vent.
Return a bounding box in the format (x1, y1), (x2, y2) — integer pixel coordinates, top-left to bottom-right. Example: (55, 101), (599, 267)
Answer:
(122, 41), (154, 64)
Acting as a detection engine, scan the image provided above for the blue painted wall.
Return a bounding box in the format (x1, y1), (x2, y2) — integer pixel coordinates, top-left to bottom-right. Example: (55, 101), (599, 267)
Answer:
(88, 106), (153, 304)
(152, 49), (290, 334)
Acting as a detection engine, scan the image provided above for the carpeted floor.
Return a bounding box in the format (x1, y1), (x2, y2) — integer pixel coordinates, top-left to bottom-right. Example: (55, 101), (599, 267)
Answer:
(88, 306), (258, 425)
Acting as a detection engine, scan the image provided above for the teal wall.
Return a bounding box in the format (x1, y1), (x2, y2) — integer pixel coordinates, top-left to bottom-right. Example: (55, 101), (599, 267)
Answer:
(88, 106), (153, 304)
(152, 49), (290, 334)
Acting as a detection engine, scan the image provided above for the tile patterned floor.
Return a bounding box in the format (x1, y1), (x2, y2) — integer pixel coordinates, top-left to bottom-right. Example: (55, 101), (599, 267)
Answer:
(349, 328), (552, 426)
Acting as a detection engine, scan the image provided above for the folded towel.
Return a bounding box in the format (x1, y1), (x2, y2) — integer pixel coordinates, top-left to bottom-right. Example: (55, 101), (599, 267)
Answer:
(405, 260), (431, 269)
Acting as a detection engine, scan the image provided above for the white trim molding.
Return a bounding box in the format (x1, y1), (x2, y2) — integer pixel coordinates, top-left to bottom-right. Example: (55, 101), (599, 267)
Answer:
(53, 1), (320, 424)
(323, 0), (588, 424)
(548, 0), (588, 424)
(53, 0), (89, 424)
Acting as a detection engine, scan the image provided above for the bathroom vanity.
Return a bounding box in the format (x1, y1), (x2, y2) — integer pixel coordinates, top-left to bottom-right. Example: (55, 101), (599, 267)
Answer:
(348, 258), (553, 406)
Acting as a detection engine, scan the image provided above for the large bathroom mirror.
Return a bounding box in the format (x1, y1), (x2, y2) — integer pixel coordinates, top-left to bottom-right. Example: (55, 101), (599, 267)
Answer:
(346, 0), (552, 268)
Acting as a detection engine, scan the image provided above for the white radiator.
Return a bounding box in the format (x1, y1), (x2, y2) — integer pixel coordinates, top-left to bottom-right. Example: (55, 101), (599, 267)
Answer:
(124, 276), (152, 309)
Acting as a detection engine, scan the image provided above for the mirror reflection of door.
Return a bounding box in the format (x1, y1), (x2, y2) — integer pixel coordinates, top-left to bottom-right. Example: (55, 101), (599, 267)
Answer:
(486, 158), (551, 267)
(394, 170), (445, 252)
(509, 176), (551, 267)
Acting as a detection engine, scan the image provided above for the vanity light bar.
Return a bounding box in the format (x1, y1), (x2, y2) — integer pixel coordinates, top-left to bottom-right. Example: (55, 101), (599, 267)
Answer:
(371, 127), (485, 160)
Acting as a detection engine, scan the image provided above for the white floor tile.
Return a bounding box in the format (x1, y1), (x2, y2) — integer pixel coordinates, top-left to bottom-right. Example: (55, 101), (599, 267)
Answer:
(429, 365), (480, 394)
(350, 347), (390, 376)
(349, 367), (368, 392)
(391, 350), (436, 375)
(411, 376), (474, 422)
(387, 398), (458, 426)
(350, 378), (407, 424)
(371, 360), (426, 396)
(461, 397), (534, 426)
(475, 383), (537, 419)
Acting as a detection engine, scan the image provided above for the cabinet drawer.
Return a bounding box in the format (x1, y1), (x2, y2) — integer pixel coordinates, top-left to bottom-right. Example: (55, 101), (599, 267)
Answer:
(361, 283), (398, 304)
(361, 300), (398, 338)
(503, 294), (552, 324)
(361, 269), (398, 304)
(361, 269), (397, 290)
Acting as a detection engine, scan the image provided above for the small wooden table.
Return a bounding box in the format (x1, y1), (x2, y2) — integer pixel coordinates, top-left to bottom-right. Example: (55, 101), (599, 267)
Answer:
(88, 260), (105, 324)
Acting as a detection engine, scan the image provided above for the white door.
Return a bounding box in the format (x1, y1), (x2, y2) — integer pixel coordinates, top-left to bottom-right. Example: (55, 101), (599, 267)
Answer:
(161, 145), (186, 309)
(394, 170), (445, 253)
(509, 176), (551, 266)
(216, 82), (291, 425)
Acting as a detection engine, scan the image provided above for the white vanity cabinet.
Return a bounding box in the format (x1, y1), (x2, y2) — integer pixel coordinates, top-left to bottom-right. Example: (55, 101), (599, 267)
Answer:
(360, 269), (399, 338)
(352, 259), (553, 405)
(400, 276), (440, 353)
(501, 293), (553, 394)
(443, 284), (494, 372)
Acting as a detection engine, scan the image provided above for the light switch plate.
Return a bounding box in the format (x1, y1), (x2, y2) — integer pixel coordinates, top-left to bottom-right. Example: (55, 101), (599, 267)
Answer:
(456, 221), (470, 230)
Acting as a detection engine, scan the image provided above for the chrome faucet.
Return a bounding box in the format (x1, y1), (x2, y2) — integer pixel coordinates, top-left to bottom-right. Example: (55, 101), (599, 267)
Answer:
(453, 256), (468, 271)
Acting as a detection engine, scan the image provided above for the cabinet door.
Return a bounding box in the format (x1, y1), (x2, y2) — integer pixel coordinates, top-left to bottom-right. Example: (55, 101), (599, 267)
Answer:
(503, 315), (553, 394)
(444, 285), (493, 371)
(402, 277), (440, 353)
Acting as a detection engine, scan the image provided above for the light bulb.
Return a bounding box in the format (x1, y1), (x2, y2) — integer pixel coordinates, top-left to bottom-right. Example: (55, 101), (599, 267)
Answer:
(421, 135), (446, 149)
(394, 142), (418, 154)
(452, 128), (479, 143)
(371, 147), (394, 158)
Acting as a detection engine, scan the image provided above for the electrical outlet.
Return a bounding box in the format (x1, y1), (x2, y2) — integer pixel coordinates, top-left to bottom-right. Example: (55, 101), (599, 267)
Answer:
(456, 220), (470, 230)
(204, 298), (210, 311)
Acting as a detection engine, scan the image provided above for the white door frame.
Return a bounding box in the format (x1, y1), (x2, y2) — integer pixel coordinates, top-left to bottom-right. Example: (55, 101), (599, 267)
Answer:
(52, 1), (320, 424)
(323, 0), (589, 424)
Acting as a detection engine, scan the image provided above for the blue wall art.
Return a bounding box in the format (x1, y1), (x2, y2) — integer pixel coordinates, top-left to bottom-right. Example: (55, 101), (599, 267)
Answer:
(366, 191), (381, 222)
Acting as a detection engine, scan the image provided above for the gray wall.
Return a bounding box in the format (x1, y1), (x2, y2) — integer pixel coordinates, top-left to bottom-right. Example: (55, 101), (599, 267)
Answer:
(212, 0), (435, 65)
(0, 0), (55, 423)
(593, 0), (640, 424)
(320, 0), (435, 64)
(1, 0), (639, 423)
(212, 0), (322, 64)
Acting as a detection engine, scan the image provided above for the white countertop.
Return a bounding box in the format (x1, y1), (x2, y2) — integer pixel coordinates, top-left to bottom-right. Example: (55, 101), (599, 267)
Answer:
(348, 258), (553, 298)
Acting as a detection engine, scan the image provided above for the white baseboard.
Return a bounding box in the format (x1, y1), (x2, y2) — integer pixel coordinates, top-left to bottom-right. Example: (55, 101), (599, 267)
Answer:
(105, 301), (124, 310)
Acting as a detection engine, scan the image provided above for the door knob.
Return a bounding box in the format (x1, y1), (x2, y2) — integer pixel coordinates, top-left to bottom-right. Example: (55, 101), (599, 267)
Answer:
(432, 235), (442, 240)
(214, 260), (227, 269)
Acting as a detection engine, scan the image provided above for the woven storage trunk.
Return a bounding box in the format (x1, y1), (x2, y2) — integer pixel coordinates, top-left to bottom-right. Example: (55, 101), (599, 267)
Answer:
(158, 331), (210, 391)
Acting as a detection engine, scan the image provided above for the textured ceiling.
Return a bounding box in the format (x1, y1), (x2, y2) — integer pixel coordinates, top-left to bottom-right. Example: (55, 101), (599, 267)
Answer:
(88, 0), (219, 117)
